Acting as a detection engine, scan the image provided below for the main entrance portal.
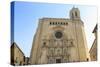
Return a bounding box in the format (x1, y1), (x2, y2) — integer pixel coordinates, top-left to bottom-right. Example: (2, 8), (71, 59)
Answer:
(56, 59), (61, 63)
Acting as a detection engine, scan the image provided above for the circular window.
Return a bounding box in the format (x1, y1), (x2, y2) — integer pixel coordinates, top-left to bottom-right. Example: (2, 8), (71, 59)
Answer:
(55, 31), (63, 39)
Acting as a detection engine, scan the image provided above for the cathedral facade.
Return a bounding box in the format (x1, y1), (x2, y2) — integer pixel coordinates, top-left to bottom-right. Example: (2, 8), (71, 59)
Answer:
(30, 7), (90, 64)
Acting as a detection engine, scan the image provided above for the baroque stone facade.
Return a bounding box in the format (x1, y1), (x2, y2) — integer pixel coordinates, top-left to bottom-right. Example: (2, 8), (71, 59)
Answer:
(30, 7), (90, 64)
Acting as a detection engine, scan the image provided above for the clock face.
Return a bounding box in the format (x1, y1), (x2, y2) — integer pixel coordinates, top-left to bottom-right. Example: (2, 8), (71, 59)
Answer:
(55, 31), (63, 39)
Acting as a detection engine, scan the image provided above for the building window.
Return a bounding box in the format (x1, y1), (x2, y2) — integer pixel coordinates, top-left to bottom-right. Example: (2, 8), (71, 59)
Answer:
(50, 22), (68, 26)
(58, 22), (60, 24)
(20, 61), (22, 65)
(75, 11), (77, 17)
(61, 22), (62, 25)
(42, 42), (46, 47)
(86, 58), (89, 61)
(72, 13), (74, 18)
(52, 22), (54, 25)
(66, 22), (68, 25)
(43, 42), (46, 45)
(56, 22), (57, 25)
(93, 55), (95, 58)
(50, 22), (52, 25)
(55, 31), (63, 39)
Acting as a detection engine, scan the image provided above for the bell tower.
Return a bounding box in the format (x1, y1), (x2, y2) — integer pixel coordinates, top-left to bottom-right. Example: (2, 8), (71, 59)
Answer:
(70, 7), (80, 20)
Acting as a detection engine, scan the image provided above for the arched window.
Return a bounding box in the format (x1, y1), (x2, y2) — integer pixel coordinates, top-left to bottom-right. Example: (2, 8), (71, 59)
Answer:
(58, 22), (59, 24)
(72, 13), (74, 18)
(43, 42), (46, 45)
(42, 42), (46, 47)
(61, 22), (62, 25)
(53, 22), (54, 25)
(75, 11), (77, 17)
(66, 22), (68, 25)
(50, 22), (51, 25)
(56, 22), (57, 25)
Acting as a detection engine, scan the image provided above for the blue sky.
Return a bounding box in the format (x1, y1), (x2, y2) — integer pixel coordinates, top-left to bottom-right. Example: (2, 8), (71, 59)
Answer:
(12, 1), (97, 57)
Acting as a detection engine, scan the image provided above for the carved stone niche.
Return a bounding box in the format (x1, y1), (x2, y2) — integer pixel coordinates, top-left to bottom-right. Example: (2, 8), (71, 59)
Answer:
(48, 57), (54, 64)
(48, 48), (54, 56)
(56, 40), (63, 47)
(42, 39), (51, 48)
(63, 47), (70, 56)
(49, 39), (55, 48)
(69, 39), (74, 47)
(69, 41), (74, 47)
(42, 42), (46, 48)
(63, 56), (69, 63)
(55, 48), (62, 56)
(63, 39), (74, 48)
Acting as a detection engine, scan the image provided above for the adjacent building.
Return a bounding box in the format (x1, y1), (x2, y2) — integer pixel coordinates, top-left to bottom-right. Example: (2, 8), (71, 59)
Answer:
(24, 57), (30, 65)
(30, 7), (90, 64)
(89, 24), (97, 61)
(11, 42), (25, 66)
